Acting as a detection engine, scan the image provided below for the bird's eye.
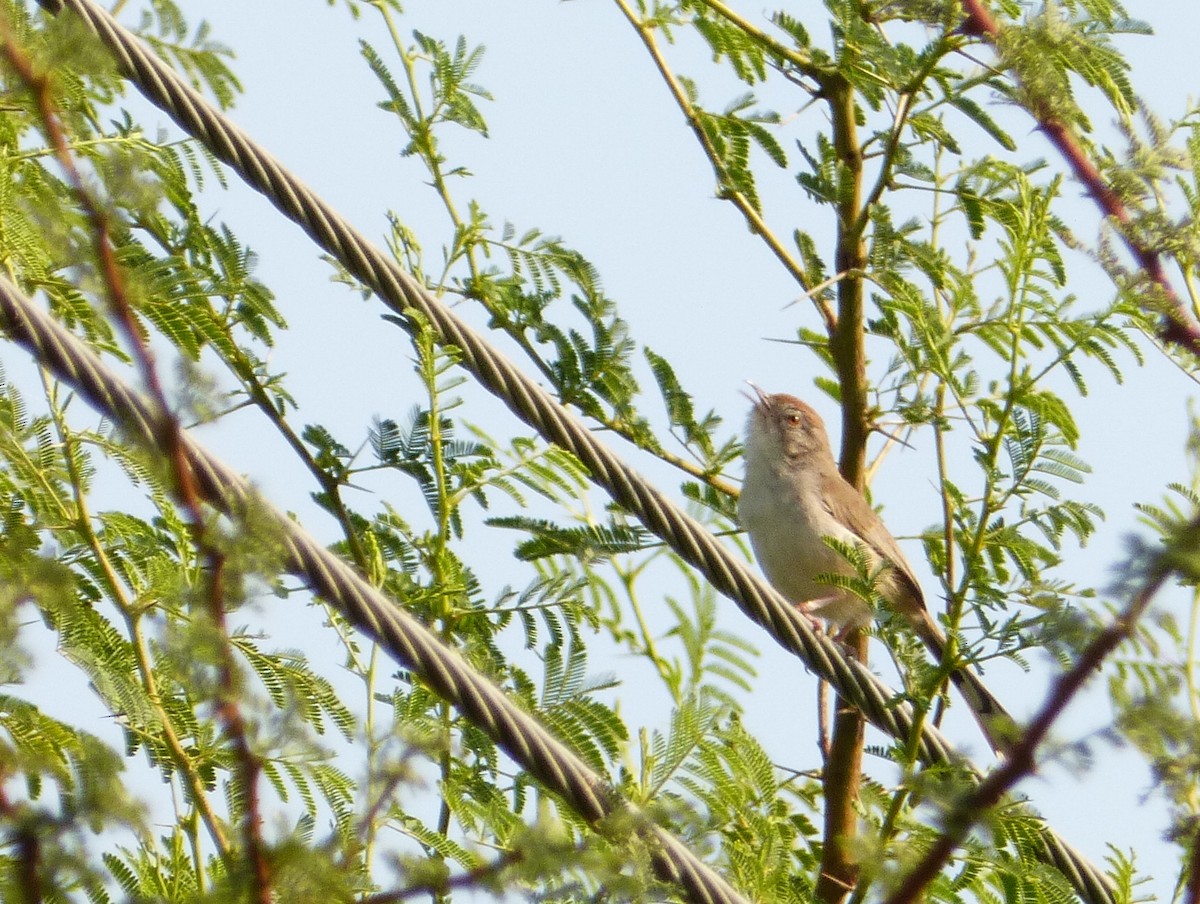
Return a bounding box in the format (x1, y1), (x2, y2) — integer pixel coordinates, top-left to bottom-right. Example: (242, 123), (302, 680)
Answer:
(786, 413), (802, 426)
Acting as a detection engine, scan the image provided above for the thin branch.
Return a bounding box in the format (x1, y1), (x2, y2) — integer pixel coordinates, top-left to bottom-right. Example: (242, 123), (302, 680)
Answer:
(883, 544), (1179, 904)
(612, 0), (835, 335)
(696, 0), (823, 78)
(360, 850), (524, 904)
(0, 20), (271, 900)
(0, 779), (42, 904)
(372, 6), (735, 498)
(958, 0), (1200, 358)
(1188, 823), (1200, 904)
(40, 376), (234, 861)
(818, 68), (869, 904)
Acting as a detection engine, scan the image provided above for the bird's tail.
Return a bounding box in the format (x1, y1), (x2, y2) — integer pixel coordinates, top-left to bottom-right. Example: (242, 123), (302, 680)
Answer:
(947, 662), (1017, 757)
(915, 616), (1016, 757)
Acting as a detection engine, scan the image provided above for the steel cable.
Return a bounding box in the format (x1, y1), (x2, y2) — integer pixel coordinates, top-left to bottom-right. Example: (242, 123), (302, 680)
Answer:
(0, 275), (751, 904)
(27, 4), (1118, 903)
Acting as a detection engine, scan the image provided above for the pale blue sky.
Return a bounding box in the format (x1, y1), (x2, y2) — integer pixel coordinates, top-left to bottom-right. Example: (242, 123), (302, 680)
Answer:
(184, 0), (1200, 895)
(27, 1), (1200, 898)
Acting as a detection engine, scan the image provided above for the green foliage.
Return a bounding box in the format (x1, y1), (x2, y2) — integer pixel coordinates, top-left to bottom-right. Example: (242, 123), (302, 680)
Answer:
(996, 2), (1147, 131)
(646, 346), (741, 480)
(690, 86), (787, 211)
(134, 2), (242, 109)
(1, 0), (1197, 902)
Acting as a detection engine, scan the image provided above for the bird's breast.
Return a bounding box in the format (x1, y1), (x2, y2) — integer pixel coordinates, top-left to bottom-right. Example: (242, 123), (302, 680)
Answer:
(738, 460), (860, 605)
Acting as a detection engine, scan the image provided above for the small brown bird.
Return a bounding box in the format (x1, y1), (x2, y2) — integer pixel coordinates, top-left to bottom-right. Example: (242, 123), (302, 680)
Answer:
(737, 385), (1011, 755)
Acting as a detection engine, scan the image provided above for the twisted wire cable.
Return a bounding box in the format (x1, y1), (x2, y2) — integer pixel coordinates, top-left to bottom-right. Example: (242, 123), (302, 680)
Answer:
(32, 0), (959, 763)
(31, 3), (1116, 902)
(34, 0), (944, 765)
(0, 274), (748, 904)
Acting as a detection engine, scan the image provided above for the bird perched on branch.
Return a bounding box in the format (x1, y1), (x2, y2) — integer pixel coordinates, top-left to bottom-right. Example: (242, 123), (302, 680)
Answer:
(737, 385), (1012, 755)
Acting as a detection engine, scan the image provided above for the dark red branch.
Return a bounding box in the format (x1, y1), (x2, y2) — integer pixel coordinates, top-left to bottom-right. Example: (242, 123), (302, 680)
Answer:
(0, 782), (43, 904)
(1187, 823), (1200, 904)
(882, 555), (1173, 904)
(0, 20), (271, 902)
(960, 0), (1200, 357)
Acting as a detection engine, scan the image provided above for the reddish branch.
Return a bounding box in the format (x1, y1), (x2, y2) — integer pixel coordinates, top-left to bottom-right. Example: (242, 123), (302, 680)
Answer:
(960, 0), (1200, 357)
(0, 782), (42, 904)
(881, 552), (1175, 904)
(0, 22), (272, 902)
(869, 4), (1200, 900)
(360, 850), (524, 904)
(1189, 825), (1200, 904)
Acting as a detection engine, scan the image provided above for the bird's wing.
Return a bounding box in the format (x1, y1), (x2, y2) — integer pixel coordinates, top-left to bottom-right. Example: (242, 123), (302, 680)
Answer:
(819, 471), (1017, 756)
(819, 468), (925, 606)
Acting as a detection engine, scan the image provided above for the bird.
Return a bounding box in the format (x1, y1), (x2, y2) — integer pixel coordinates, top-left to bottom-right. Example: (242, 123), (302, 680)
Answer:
(737, 384), (1012, 755)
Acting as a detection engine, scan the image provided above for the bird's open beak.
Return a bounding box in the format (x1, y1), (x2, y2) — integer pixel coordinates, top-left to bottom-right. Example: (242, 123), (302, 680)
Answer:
(742, 380), (771, 411)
